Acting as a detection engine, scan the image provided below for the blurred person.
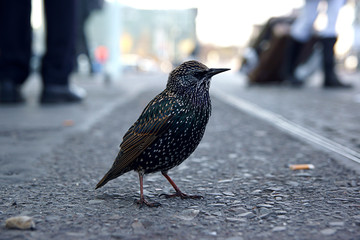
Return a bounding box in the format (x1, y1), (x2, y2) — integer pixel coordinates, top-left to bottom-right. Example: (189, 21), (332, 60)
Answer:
(0, 0), (86, 104)
(241, 14), (318, 85)
(75, 0), (104, 74)
(242, 16), (297, 84)
(284, 0), (351, 88)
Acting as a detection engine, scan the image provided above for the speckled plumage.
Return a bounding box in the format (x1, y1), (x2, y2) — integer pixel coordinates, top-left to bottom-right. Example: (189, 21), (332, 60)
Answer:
(96, 60), (229, 207)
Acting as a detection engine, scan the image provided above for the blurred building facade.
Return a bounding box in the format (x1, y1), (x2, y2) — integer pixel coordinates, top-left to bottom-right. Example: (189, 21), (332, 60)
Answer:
(30, 0), (360, 80)
(87, 3), (197, 75)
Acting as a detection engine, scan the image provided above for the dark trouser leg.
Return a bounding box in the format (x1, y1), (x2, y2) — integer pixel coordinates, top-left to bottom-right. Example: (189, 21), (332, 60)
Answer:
(320, 37), (351, 88)
(41, 0), (77, 86)
(0, 0), (31, 102)
(40, 0), (85, 103)
(282, 36), (304, 86)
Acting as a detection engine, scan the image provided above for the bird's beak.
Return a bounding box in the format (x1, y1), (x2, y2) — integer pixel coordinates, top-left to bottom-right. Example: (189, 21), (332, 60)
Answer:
(206, 68), (230, 78)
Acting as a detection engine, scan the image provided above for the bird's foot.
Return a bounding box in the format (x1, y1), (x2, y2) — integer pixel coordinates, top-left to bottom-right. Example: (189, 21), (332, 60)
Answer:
(160, 191), (203, 199)
(135, 198), (161, 208)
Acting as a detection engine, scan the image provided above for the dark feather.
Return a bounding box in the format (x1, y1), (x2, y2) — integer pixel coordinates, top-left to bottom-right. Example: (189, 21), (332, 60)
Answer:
(96, 91), (179, 188)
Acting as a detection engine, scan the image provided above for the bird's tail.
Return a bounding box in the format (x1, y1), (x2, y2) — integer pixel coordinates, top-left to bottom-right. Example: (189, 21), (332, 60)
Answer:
(95, 152), (128, 189)
(95, 166), (127, 189)
(95, 171), (112, 189)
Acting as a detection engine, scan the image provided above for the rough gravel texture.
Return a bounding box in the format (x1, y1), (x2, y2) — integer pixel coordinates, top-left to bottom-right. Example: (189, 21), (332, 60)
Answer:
(215, 72), (360, 152)
(1, 88), (360, 240)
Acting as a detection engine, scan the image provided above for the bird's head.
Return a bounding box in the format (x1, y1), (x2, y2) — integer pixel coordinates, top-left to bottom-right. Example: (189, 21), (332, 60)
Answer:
(166, 60), (230, 94)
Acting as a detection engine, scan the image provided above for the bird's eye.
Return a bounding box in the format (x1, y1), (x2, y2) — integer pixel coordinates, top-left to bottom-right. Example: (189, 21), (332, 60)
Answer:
(193, 71), (206, 80)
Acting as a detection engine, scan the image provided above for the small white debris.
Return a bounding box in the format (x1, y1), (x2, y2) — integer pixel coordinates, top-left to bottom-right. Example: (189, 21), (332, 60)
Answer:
(329, 221), (345, 227)
(88, 199), (105, 204)
(272, 226), (286, 232)
(218, 179), (233, 183)
(251, 189), (262, 194)
(222, 191), (236, 196)
(321, 228), (337, 235)
(5, 216), (35, 230)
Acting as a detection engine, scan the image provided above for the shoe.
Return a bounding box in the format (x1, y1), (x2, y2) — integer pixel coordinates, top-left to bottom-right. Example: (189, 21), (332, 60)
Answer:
(0, 79), (24, 103)
(284, 76), (304, 88)
(323, 78), (352, 88)
(40, 85), (86, 104)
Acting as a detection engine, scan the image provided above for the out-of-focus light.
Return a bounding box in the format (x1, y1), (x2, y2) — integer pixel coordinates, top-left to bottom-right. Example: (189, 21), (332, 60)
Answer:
(95, 46), (109, 63)
(31, 0), (43, 30)
(206, 51), (220, 65)
(196, 0), (303, 47)
(120, 32), (133, 54)
(116, 0), (303, 47)
(335, 2), (355, 56)
(344, 55), (358, 70)
(314, 14), (328, 32)
(160, 61), (173, 73)
(178, 39), (195, 56)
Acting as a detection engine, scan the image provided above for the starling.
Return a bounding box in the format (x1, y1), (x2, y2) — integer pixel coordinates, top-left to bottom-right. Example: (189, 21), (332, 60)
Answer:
(96, 60), (230, 207)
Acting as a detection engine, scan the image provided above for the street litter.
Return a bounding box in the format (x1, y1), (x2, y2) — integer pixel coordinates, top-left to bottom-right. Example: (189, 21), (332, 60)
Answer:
(289, 164), (315, 170)
(63, 120), (74, 127)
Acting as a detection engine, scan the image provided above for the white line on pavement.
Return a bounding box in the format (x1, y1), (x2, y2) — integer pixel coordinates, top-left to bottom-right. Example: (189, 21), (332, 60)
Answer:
(212, 89), (360, 164)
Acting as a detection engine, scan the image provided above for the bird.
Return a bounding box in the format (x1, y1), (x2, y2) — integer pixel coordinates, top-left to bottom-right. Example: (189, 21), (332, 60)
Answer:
(96, 60), (230, 207)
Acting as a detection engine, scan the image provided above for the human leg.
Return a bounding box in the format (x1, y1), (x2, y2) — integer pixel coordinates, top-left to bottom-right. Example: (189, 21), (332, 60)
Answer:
(0, 0), (32, 103)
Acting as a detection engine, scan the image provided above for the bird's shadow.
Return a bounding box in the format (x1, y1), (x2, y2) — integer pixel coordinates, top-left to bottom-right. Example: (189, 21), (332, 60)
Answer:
(94, 192), (167, 208)
(92, 191), (204, 208)
(95, 192), (133, 201)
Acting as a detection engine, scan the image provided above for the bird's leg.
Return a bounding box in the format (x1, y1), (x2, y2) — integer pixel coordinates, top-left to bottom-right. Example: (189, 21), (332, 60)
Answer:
(161, 171), (203, 199)
(135, 171), (161, 207)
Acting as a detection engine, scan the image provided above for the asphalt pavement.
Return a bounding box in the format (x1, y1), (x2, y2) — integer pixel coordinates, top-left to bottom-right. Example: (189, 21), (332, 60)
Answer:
(1, 70), (360, 240)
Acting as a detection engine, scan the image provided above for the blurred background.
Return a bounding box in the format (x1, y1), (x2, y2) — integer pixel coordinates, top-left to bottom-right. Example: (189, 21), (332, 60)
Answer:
(30, 0), (360, 80)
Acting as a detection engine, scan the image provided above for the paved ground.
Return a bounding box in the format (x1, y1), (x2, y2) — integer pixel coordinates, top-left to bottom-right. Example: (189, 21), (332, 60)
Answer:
(0, 70), (360, 239)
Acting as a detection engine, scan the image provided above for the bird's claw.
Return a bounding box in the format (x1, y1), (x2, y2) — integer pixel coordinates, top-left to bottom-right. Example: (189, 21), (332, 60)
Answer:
(135, 198), (161, 208)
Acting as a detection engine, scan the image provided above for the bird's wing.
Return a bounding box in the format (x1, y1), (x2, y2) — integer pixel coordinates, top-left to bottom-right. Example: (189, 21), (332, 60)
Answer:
(111, 92), (179, 172)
